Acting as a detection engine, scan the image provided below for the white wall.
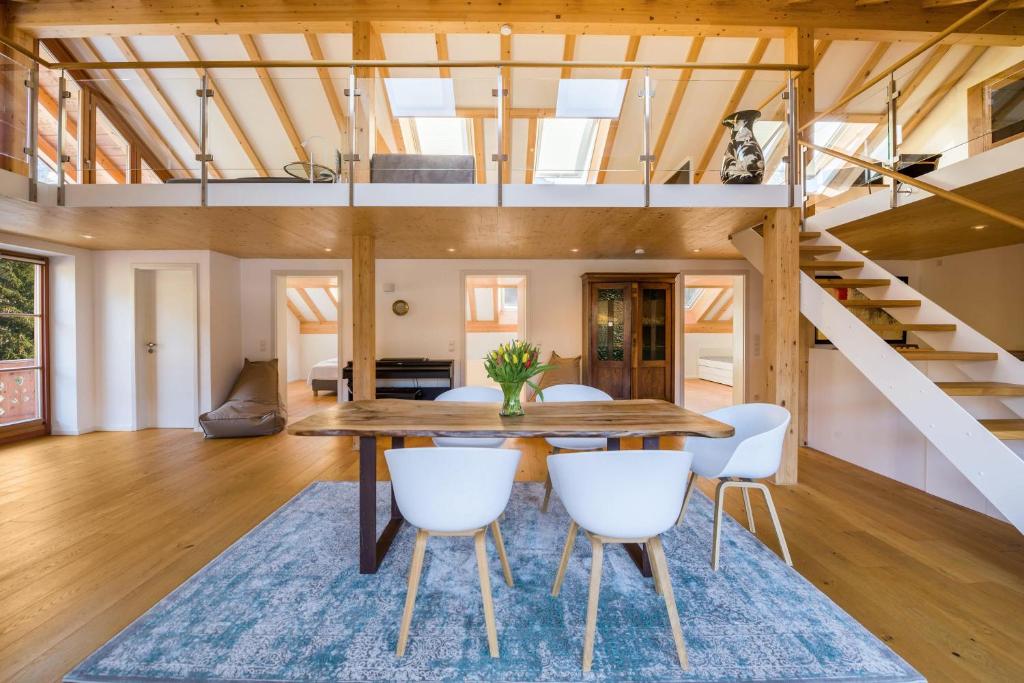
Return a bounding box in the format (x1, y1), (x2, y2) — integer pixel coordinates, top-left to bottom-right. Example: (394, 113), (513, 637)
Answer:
(285, 313), (302, 382)
(238, 258), (764, 406)
(299, 334), (338, 378)
(209, 251), (242, 406)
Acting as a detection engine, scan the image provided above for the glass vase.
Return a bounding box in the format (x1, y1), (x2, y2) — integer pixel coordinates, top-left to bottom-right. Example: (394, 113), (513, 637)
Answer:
(499, 381), (525, 417)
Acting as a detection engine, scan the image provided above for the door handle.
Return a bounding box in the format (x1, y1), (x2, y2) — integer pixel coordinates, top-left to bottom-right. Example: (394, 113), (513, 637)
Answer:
(146, 342), (157, 354)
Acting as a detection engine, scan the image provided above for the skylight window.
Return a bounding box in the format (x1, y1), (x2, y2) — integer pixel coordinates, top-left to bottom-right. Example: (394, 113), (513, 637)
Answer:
(683, 288), (703, 310)
(384, 78), (456, 117)
(414, 118), (471, 155)
(555, 79), (628, 119)
(533, 119), (599, 185)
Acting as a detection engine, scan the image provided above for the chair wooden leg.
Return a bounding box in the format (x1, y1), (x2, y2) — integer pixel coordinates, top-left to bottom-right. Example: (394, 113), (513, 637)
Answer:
(740, 483), (756, 533)
(396, 529), (428, 656)
(711, 479), (728, 571)
(490, 520), (514, 587)
(541, 473), (553, 513)
(675, 472), (696, 526)
(582, 535), (604, 673)
(552, 520), (578, 597)
(648, 536), (689, 670)
(474, 529), (500, 658)
(757, 483), (793, 566)
(650, 540), (663, 595)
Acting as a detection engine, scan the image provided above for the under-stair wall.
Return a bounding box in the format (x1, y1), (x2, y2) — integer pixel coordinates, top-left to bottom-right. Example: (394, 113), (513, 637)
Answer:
(732, 227), (1024, 531)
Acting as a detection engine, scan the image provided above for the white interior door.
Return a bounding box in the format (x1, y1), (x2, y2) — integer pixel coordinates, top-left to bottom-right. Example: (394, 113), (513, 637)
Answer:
(135, 268), (197, 429)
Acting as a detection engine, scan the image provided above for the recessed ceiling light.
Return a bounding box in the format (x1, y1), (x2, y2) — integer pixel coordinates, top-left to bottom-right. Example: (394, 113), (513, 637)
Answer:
(634, 247), (645, 255)
(499, 24), (513, 36)
(324, 247), (332, 252)
(862, 249), (871, 254)
(691, 248), (701, 253)
(447, 247), (456, 253)
(81, 234), (94, 239)
(571, 248), (579, 253)
(972, 224), (987, 230)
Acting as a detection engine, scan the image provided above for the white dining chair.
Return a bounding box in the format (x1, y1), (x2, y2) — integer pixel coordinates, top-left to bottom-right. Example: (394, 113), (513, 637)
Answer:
(549, 449), (692, 672)
(675, 403), (793, 571)
(432, 386), (506, 448)
(537, 384), (613, 512)
(385, 446), (521, 658)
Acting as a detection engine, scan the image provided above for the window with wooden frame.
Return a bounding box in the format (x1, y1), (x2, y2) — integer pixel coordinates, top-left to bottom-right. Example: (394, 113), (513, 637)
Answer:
(0, 251), (49, 442)
(968, 59), (1024, 156)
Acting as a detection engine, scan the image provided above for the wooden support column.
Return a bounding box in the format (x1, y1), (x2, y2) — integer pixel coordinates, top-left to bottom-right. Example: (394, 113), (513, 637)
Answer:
(762, 208), (801, 485)
(352, 21), (373, 183)
(352, 234), (376, 402)
(78, 88), (97, 184)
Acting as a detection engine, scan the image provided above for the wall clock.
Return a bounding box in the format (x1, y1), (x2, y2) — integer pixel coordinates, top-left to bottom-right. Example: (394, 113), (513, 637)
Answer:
(392, 299), (410, 316)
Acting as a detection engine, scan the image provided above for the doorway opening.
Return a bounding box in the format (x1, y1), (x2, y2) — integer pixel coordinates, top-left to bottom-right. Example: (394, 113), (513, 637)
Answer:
(463, 274), (527, 388)
(278, 275), (340, 422)
(682, 273), (745, 413)
(132, 265), (198, 430)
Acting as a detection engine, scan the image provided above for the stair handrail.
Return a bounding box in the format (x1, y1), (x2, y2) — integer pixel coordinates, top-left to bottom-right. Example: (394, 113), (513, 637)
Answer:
(799, 0), (1003, 132)
(798, 139), (1024, 231)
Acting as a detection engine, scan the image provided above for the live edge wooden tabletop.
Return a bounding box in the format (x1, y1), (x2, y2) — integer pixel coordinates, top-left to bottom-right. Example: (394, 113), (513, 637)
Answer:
(288, 398), (735, 439)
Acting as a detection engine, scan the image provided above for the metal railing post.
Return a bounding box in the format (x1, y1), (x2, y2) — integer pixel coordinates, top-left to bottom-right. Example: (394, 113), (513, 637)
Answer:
(886, 74), (900, 209)
(785, 73), (799, 210)
(24, 61), (39, 202)
(641, 67), (653, 207)
(55, 72), (69, 206)
(799, 145), (807, 226)
(493, 70), (507, 207)
(343, 66), (360, 205)
(195, 72), (213, 206)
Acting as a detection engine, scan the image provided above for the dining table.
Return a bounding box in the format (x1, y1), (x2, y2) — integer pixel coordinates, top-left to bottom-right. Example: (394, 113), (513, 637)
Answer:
(289, 398), (735, 575)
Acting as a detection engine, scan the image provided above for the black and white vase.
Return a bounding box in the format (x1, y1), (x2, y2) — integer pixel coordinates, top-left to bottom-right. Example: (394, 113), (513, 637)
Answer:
(720, 109), (765, 185)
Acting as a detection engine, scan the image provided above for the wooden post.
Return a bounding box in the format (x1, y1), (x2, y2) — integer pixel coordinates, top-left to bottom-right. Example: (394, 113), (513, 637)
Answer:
(79, 88), (97, 184)
(351, 21), (373, 183)
(762, 208), (801, 485)
(352, 233), (376, 402)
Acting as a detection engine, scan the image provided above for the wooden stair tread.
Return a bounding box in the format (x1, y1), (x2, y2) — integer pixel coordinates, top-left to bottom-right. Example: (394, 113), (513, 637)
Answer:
(841, 299), (921, 308)
(801, 260), (864, 270)
(980, 419), (1024, 440)
(938, 382), (1024, 397)
(898, 350), (999, 361)
(867, 323), (957, 332)
(800, 245), (842, 255)
(815, 278), (891, 288)
(799, 231), (822, 240)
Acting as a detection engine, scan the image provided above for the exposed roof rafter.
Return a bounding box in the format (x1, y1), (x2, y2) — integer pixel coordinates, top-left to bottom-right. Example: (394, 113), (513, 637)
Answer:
(239, 34), (309, 163)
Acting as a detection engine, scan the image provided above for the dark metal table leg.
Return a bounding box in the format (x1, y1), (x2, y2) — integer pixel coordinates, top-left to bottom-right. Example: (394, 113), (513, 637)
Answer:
(622, 435), (659, 578)
(359, 434), (405, 574)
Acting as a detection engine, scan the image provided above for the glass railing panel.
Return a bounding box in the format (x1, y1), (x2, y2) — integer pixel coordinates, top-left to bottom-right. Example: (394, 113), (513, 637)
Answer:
(896, 43), (1024, 172)
(652, 70), (790, 187)
(207, 67), (349, 188)
(804, 75), (891, 214)
(354, 66), (498, 204)
(508, 65), (643, 187)
(0, 51), (31, 180)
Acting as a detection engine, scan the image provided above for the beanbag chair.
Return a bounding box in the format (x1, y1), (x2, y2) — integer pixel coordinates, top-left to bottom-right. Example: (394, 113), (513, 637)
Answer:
(199, 359), (287, 438)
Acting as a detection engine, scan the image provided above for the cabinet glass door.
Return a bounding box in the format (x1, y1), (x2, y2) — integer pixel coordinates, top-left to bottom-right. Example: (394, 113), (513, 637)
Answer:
(595, 286), (627, 361)
(640, 287), (667, 361)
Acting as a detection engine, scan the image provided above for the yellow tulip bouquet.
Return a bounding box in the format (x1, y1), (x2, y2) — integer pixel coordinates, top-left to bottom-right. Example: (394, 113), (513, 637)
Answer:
(484, 340), (552, 416)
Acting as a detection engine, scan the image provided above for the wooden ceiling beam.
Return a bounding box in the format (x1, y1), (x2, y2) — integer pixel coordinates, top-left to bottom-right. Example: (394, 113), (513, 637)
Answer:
(651, 37), (704, 182)
(37, 134), (77, 182)
(305, 33), (350, 146)
(596, 35), (641, 184)
(37, 88), (125, 183)
(42, 38), (184, 181)
(239, 34), (308, 163)
(286, 299), (309, 323)
(11, 2), (1024, 39)
(296, 287), (326, 322)
(692, 37), (770, 184)
(366, 26), (407, 154)
(838, 42), (891, 103)
(435, 33), (451, 77)
(110, 36), (223, 178)
(177, 35), (268, 177)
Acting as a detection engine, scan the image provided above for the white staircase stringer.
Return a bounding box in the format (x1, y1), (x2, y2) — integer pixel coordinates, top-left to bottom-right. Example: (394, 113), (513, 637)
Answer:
(800, 273), (1024, 532)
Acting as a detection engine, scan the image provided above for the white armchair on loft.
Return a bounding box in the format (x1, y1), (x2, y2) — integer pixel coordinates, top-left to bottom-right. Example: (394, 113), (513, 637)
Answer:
(676, 403), (793, 570)
(536, 383), (613, 512)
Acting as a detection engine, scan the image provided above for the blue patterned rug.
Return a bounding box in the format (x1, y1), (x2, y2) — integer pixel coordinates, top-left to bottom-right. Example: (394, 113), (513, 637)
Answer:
(66, 482), (923, 682)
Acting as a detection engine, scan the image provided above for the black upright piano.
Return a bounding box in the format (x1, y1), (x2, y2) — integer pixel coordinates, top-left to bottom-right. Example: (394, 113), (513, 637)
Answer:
(342, 358), (454, 400)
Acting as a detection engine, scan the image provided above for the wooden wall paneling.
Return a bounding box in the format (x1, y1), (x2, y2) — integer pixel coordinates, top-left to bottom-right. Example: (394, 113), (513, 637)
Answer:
(352, 233), (376, 401)
(762, 208), (801, 484)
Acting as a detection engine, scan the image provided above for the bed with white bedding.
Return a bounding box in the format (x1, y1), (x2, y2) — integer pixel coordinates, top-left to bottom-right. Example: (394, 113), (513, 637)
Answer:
(696, 349), (734, 386)
(307, 358), (340, 395)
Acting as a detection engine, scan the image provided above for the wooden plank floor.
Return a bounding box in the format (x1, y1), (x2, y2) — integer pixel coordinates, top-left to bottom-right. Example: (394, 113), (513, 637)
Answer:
(1, 420), (1023, 680)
